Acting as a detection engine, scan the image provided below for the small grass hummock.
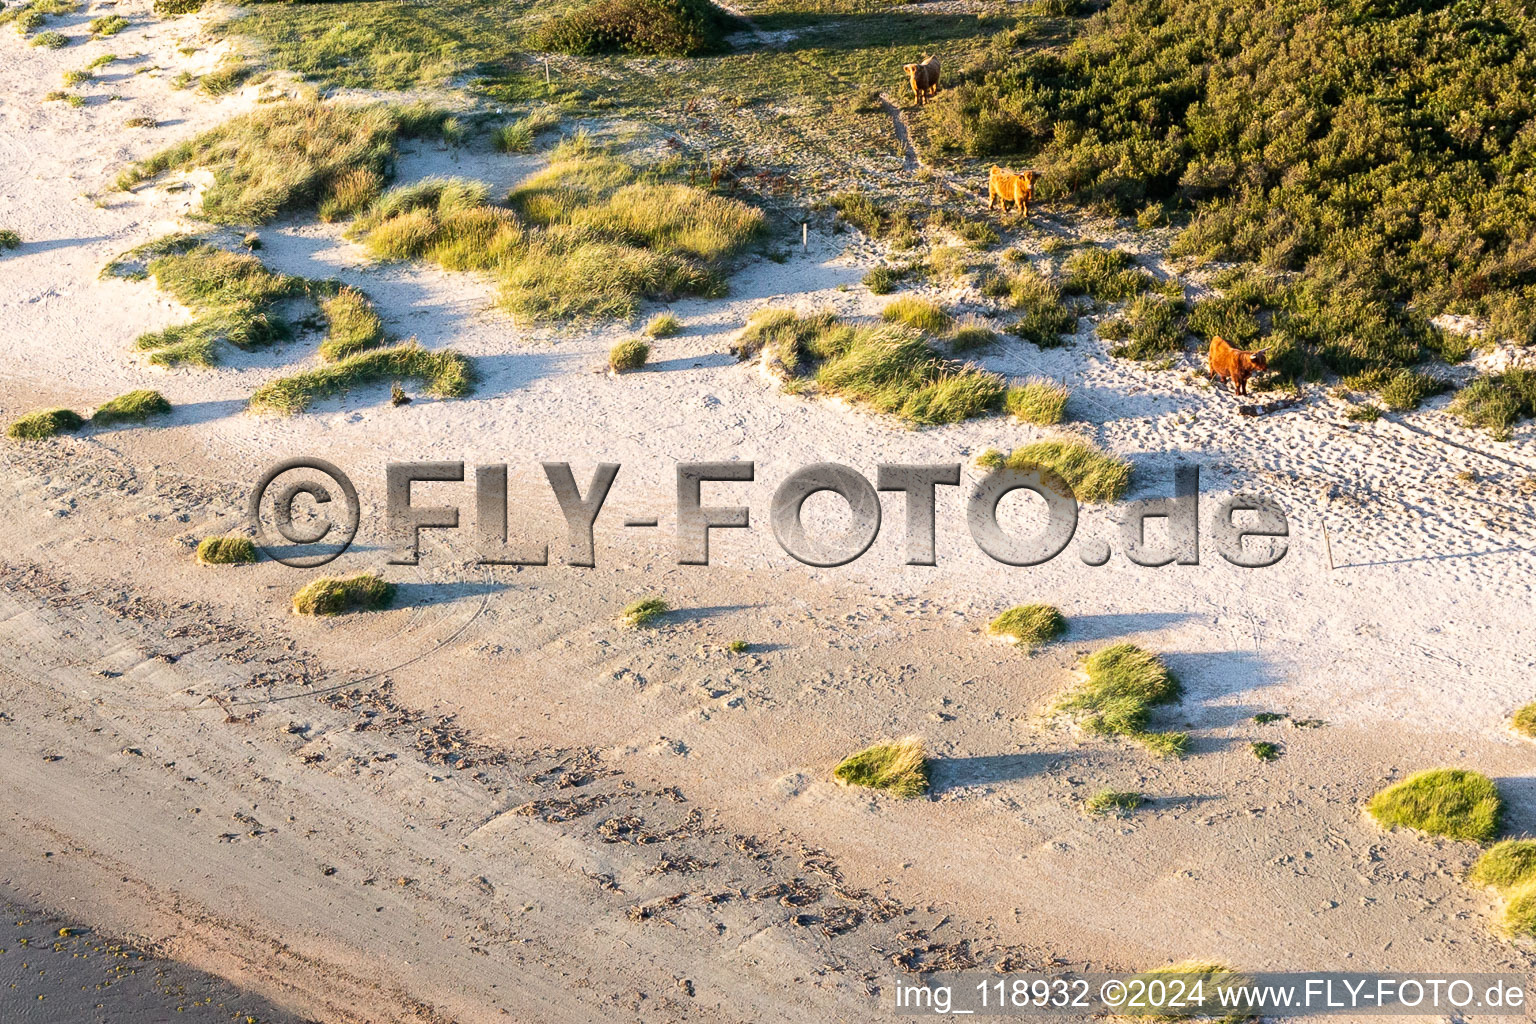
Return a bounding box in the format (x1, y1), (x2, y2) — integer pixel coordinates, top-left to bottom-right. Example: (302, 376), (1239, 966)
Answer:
(1007, 267), (1077, 348)
(1512, 702), (1536, 739)
(726, 639), (749, 654)
(1469, 841), (1536, 938)
(948, 320), (997, 353)
(89, 13), (126, 34)
(1057, 643), (1186, 757)
(1085, 789), (1144, 816)
(832, 736), (930, 798)
(1250, 740), (1282, 761)
(292, 572), (395, 615)
(318, 286), (386, 362)
(7, 408), (85, 440)
(492, 105), (561, 154)
(1000, 438), (1132, 503)
(881, 296), (952, 334)
(249, 341), (472, 415)
(533, 0), (736, 57)
(93, 389), (170, 425)
(609, 338), (650, 373)
(0, 229), (20, 252)
(986, 603), (1065, 651)
(1366, 768), (1503, 843)
(30, 29), (69, 47)
(644, 312), (681, 338)
(196, 535), (257, 565)
(1005, 378), (1069, 425)
(621, 596), (668, 627)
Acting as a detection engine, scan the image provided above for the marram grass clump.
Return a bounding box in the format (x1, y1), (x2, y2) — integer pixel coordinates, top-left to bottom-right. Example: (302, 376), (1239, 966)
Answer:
(196, 536), (256, 565)
(1470, 841), (1536, 938)
(1002, 438), (1131, 503)
(881, 296), (952, 334)
(93, 389), (170, 425)
(621, 596), (668, 627)
(1085, 789), (1144, 816)
(609, 338), (650, 372)
(1512, 702), (1536, 739)
(292, 573), (395, 615)
(318, 286), (386, 362)
(987, 604), (1065, 651)
(644, 312), (681, 338)
(1057, 644), (1185, 757)
(1366, 768), (1502, 842)
(8, 408), (85, 440)
(1005, 378), (1069, 425)
(832, 736), (930, 798)
(250, 342), (472, 415)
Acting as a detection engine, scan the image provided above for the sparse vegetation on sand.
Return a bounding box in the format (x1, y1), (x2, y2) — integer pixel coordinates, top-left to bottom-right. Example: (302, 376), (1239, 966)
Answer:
(196, 536), (256, 565)
(1250, 741), (1281, 762)
(534, 0), (735, 57)
(862, 265), (901, 295)
(1367, 768), (1502, 842)
(1099, 294), (1188, 360)
(1057, 644), (1186, 757)
(948, 320), (996, 352)
(492, 105), (562, 154)
(292, 573), (395, 615)
(89, 13), (126, 35)
(0, 229), (19, 252)
(1448, 369), (1536, 439)
(726, 639), (749, 654)
(1, 0), (77, 34)
(644, 312), (681, 338)
(621, 596), (668, 627)
(116, 101), (450, 224)
(1512, 703), (1536, 739)
(881, 296), (952, 335)
(986, 604), (1064, 651)
(1344, 367), (1449, 412)
(249, 342), (473, 415)
(318, 287), (386, 362)
(7, 408), (85, 440)
(1345, 404), (1383, 423)
(1085, 789), (1144, 816)
(832, 737), (930, 798)
(609, 339), (650, 373)
(1469, 841), (1536, 937)
(997, 438), (1132, 503)
(1005, 378), (1069, 425)
(30, 29), (68, 48)
(1005, 267), (1076, 347)
(93, 389), (170, 425)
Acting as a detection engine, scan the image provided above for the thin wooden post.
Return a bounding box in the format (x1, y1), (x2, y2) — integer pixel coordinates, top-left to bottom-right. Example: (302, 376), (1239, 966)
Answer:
(544, 58), (551, 85)
(1322, 512), (1335, 570)
(802, 221), (808, 250)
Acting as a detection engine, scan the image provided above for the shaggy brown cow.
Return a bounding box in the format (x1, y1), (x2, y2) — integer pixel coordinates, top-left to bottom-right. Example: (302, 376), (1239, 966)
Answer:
(904, 55), (941, 106)
(988, 166), (1039, 214)
(1208, 335), (1269, 396)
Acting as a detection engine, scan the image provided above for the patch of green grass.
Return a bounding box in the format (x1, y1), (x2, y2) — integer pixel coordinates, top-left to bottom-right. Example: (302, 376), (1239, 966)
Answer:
(318, 286), (386, 362)
(986, 603), (1064, 650)
(90, 14), (126, 35)
(731, 307), (836, 361)
(1250, 741), (1281, 762)
(1006, 267), (1076, 347)
(1085, 789), (1144, 816)
(643, 312), (681, 338)
(492, 105), (562, 153)
(1513, 703), (1536, 739)
(154, 0), (205, 14)
(1056, 643), (1185, 757)
(1062, 248), (1148, 302)
(948, 320), (997, 353)
(532, 0), (736, 57)
(1253, 712), (1287, 725)
(881, 296), (951, 334)
(621, 596), (667, 627)
(1366, 768), (1502, 842)
(62, 68), (92, 86)
(726, 639), (749, 654)
(1005, 378), (1069, 425)
(974, 447), (1006, 470)
(1345, 403), (1382, 423)
(1103, 294), (1187, 360)
(196, 535), (256, 565)
(7, 408), (85, 440)
(31, 29), (68, 47)
(0, 0), (76, 33)
(1448, 368), (1536, 439)
(292, 573), (395, 615)
(832, 737), (929, 798)
(1004, 438), (1131, 503)
(862, 265), (901, 295)
(1470, 840), (1536, 891)
(116, 101), (449, 225)
(813, 325), (1006, 426)
(609, 338), (649, 372)
(249, 341), (473, 415)
(93, 389), (170, 425)
(1344, 367), (1449, 412)
(0, 229), (19, 252)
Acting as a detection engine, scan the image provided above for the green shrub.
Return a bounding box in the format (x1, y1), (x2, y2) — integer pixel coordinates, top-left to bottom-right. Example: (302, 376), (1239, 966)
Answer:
(1513, 703), (1536, 739)
(62, 68), (91, 86)
(1006, 268), (1075, 347)
(0, 229), (19, 251)
(644, 312), (681, 338)
(196, 536), (256, 565)
(863, 265), (900, 294)
(292, 573), (395, 615)
(1062, 248), (1148, 302)
(986, 603), (1064, 650)
(93, 389), (170, 425)
(1345, 367), (1449, 412)
(726, 639), (749, 653)
(1004, 438), (1131, 502)
(622, 596), (667, 626)
(1057, 643), (1185, 756)
(1085, 789), (1144, 816)
(832, 737), (929, 798)
(1105, 294), (1187, 360)
(1366, 768), (1502, 842)
(1449, 369), (1536, 439)
(609, 338), (650, 372)
(90, 13), (126, 34)
(1005, 378), (1069, 425)
(881, 296), (951, 334)
(318, 287), (386, 362)
(1250, 741), (1281, 761)
(250, 341), (473, 415)
(8, 408), (85, 440)
(534, 0), (735, 57)
(31, 29), (67, 47)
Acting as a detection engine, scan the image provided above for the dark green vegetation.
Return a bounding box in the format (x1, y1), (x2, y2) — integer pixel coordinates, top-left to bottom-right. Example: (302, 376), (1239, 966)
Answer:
(1004, 267), (1076, 347)
(7, 408), (85, 440)
(196, 536), (257, 565)
(1250, 741), (1281, 762)
(923, 0), (1536, 385)
(832, 737), (929, 798)
(1343, 367), (1449, 412)
(1056, 643), (1185, 757)
(0, 230), (19, 252)
(533, 0), (737, 57)
(986, 603), (1065, 651)
(1449, 368), (1536, 439)
(622, 596), (668, 626)
(1085, 789), (1144, 816)
(249, 342), (474, 415)
(93, 389), (171, 425)
(292, 573), (396, 615)
(736, 308), (1007, 426)
(1099, 294), (1187, 360)
(1367, 768), (1503, 842)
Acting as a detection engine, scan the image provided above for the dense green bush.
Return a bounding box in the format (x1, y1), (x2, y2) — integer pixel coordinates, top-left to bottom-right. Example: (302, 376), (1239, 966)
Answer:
(922, 0), (1536, 371)
(534, 0), (736, 57)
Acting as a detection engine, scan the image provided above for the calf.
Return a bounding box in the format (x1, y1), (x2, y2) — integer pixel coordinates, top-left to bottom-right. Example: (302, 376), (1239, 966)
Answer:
(1208, 335), (1269, 396)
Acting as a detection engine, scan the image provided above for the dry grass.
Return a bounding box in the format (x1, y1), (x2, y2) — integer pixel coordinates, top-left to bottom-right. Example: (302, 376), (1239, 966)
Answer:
(1366, 768), (1502, 842)
(832, 737), (930, 798)
(196, 536), (256, 565)
(292, 573), (395, 615)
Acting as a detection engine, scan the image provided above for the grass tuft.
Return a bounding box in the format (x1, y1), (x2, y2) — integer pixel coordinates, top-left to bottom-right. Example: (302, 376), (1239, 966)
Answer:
(318, 286), (386, 362)
(1512, 703), (1536, 739)
(1366, 768), (1502, 842)
(8, 408), (85, 440)
(726, 639), (749, 654)
(609, 338), (650, 372)
(128, 242), (303, 366)
(534, 0), (736, 57)
(948, 320), (997, 352)
(644, 312), (681, 338)
(90, 13), (126, 34)
(196, 536), (256, 565)
(986, 603), (1064, 651)
(93, 389), (170, 425)
(832, 737), (929, 798)
(1005, 378), (1069, 425)
(1085, 790), (1144, 816)
(881, 296), (951, 334)
(292, 573), (395, 615)
(1057, 644), (1185, 757)
(493, 105), (562, 153)
(250, 341), (473, 415)
(1004, 438), (1131, 503)
(1007, 267), (1076, 346)
(621, 596), (667, 627)
(1250, 741), (1281, 761)
(1470, 841), (1536, 891)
